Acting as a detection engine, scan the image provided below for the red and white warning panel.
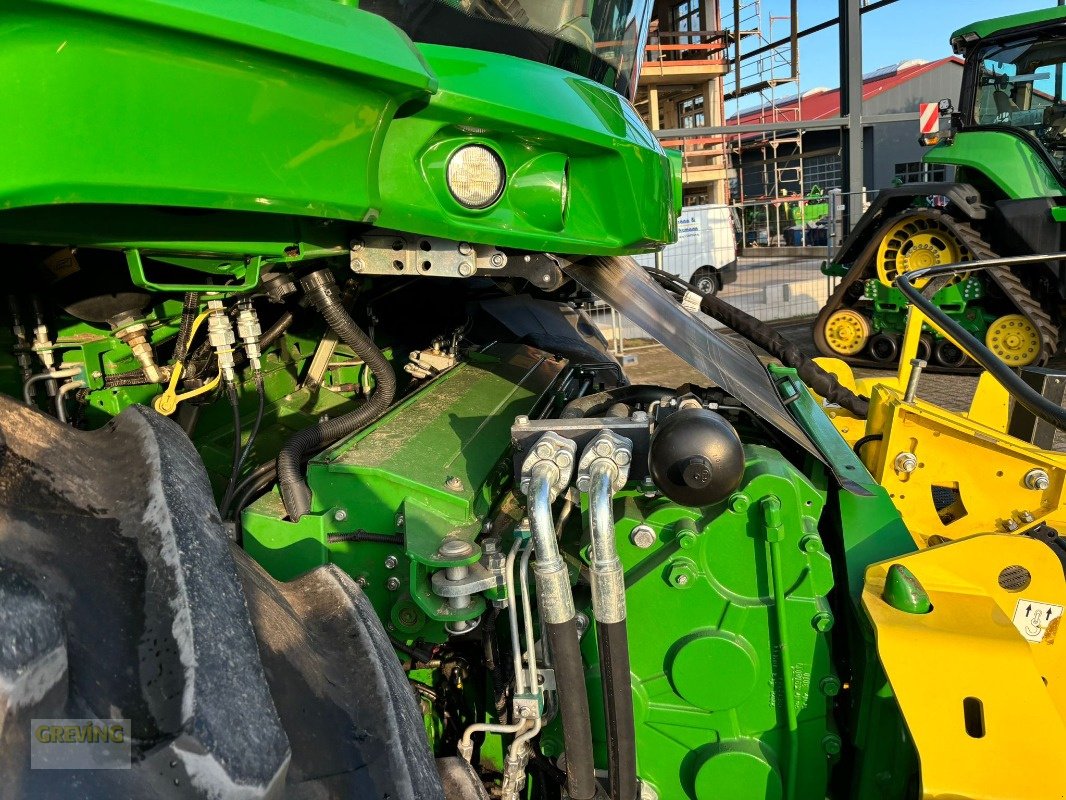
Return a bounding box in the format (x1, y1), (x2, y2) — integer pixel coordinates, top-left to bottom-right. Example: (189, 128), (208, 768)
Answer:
(919, 102), (940, 135)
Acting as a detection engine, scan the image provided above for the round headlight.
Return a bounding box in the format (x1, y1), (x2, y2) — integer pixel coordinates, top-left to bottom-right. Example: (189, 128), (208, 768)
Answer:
(447, 145), (505, 209)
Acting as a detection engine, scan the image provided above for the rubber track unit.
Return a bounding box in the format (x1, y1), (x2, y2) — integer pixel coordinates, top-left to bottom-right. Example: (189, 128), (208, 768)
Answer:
(814, 209), (1059, 371)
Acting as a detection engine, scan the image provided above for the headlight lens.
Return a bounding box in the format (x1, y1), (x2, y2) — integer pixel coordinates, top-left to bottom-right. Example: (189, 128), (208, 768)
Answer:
(447, 145), (505, 209)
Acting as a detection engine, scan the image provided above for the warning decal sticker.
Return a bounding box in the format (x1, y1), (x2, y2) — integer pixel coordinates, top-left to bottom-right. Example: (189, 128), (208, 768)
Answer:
(1012, 599), (1063, 644)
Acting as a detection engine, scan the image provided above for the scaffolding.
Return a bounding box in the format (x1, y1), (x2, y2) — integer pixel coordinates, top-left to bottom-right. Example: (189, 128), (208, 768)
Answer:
(722, 0), (811, 244)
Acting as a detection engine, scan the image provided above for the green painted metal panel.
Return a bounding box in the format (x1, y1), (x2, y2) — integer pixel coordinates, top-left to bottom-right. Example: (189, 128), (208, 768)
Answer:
(242, 343), (564, 637)
(0, 0), (432, 223)
(0, 1), (677, 258)
(565, 446), (836, 800)
(951, 6), (1066, 44)
(924, 131), (1066, 199)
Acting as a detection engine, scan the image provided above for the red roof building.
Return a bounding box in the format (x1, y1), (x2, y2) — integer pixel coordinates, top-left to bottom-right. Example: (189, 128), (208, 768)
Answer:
(729, 57), (965, 201)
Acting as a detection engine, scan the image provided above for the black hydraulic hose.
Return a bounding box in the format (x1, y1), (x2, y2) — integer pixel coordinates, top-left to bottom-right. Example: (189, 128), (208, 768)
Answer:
(642, 267), (870, 419)
(220, 382), (243, 514)
(852, 432), (883, 457)
(259, 309), (295, 351)
(173, 291), (199, 363)
(544, 620), (597, 800)
(231, 467), (278, 545)
(243, 373), (266, 467)
(482, 608), (509, 716)
(560, 384), (675, 418)
(598, 620), (638, 800)
(389, 634), (435, 665)
(896, 254), (1066, 432)
(276, 269), (396, 521)
(222, 372), (266, 514)
(222, 459), (275, 519)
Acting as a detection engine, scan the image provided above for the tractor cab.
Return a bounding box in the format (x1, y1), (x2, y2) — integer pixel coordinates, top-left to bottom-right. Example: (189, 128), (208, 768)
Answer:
(364, 0), (655, 99)
(954, 10), (1066, 175)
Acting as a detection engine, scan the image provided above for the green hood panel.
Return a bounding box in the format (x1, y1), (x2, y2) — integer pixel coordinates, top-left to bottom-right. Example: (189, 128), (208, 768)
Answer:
(0, 0), (675, 256)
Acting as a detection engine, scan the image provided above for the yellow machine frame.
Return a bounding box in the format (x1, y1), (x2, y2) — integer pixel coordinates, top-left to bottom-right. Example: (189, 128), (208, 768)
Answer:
(815, 306), (1066, 547)
(816, 302), (1066, 798)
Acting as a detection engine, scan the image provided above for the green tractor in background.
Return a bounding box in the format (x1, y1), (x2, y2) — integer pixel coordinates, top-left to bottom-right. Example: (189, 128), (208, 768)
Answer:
(2, 3), (1065, 800)
(817, 6), (1066, 370)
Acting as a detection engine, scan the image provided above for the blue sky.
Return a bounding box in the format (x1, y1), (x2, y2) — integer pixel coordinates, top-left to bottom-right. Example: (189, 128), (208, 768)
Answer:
(732, 0), (1059, 112)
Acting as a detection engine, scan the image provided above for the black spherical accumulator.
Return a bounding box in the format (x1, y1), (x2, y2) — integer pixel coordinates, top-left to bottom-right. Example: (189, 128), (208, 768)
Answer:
(648, 408), (745, 507)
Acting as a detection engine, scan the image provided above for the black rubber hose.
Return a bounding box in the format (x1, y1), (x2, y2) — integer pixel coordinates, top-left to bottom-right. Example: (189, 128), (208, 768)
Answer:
(483, 608), (509, 716)
(222, 459), (274, 519)
(259, 309), (295, 351)
(231, 467), (278, 545)
(173, 291), (200, 363)
(222, 373), (265, 513)
(544, 620), (597, 800)
(642, 267), (870, 419)
(852, 432), (883, 457)
(276, 269), (396, 521)
(220, 382), (243, 514)
(896, 258), (1066, 432)
(560, 384), (674, 419)
(389, 634), (435, 665)
(597, 620), (638, 800)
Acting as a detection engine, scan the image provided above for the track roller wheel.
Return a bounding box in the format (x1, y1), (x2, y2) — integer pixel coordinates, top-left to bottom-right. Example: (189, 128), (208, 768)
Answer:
(823, 308), (871, 356)
(917, 333), (934, 364)
(933, 338), (969, 369)
(868, 332), (900, 364)
(876, 213), (969, 288)
(985, 314), (1041, 366)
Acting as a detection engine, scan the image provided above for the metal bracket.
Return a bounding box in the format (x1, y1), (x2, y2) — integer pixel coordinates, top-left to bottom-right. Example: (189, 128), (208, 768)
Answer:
(512, 694), (542, 720)
(350, 232), (568, 289)
(512, 415), (651, 487)
(535, 667), (556, 692)
(430, 561), (502, 598)
(351, 234), (507, 278)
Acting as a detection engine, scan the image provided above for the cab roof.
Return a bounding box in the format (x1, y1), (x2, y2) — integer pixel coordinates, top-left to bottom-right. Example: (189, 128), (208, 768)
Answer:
(951, 7), (1066, 47)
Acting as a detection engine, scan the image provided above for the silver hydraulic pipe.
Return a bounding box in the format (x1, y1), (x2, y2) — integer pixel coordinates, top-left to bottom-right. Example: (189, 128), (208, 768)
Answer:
(520, 431), (596, 800)
(23, 366), (82, 408)
(458, 535), (529, 762)
(505, 534), (527, 697)
(578, 430), (637, 800)
(55, 380), (86, 424)
(528, 460), (576, 626)
(587, 461), (626, 625)
(518, 540), (539, 693)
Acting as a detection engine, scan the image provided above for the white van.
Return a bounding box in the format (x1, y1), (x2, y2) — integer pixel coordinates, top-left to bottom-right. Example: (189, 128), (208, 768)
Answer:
(632, 204), (738, 295)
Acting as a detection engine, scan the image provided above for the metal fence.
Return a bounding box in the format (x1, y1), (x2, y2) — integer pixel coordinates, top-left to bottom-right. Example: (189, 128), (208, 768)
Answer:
(589, 189), (876, 358)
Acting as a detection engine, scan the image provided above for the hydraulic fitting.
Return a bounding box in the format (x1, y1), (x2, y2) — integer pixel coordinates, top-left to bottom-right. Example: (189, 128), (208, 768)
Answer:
(30, 297), (61, 402)
(207, 299), (237, 384)
(110, 310), (165, 384)
(8, 297), (34, 382)
(520, 432), (578, 625)
(578, 429), (633, 624)
(235, 298), (263, 372)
